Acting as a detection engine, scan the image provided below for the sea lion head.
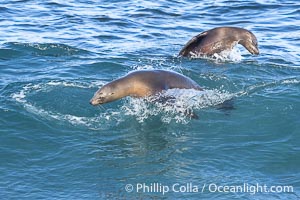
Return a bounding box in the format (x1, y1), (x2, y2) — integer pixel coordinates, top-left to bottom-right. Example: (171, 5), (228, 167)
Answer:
(239, 30), (259, 55)
(90, 83), (120, 105)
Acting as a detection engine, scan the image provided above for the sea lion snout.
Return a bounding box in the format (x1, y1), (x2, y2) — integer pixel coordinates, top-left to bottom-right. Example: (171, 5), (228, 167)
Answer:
(90, 99), (96, 105)
(90, 90), (107, 106)
(251, 46), (259, 55)
(238, 30), (259, 55)
(245, 41), (259, 55)
(245, 33), (259, 55)
(90, 84), (120, 105)
(252, 41), (259, 55)
(90, 96), (105, 106)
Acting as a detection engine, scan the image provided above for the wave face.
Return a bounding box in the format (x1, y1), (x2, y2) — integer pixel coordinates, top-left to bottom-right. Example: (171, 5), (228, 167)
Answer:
(1, 0), (300, 199)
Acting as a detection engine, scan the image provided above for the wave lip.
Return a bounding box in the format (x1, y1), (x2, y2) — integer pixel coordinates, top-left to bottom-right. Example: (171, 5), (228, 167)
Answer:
(4, 42), (89, 57)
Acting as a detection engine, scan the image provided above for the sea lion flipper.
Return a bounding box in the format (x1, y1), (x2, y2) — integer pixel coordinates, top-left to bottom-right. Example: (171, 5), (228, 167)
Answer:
(179, 31), (208, 57)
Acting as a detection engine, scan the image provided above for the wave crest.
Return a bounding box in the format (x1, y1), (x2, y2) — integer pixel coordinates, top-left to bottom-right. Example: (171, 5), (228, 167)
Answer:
(5, 42), (88, 57)
(11, 81), (234, 126)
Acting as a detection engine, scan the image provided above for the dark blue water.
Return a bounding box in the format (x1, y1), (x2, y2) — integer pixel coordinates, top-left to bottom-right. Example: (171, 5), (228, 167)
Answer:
(1, 0), (299, 199)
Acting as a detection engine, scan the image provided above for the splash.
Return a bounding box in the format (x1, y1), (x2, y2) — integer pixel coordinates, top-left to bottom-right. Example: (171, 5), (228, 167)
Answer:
(190, 46), (243, 63)
(121, 89), (233, 124)
(131, 64), (156, 71)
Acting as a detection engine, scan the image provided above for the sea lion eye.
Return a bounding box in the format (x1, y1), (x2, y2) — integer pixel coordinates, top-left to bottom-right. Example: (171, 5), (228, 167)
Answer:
(110, 92), (114, 95)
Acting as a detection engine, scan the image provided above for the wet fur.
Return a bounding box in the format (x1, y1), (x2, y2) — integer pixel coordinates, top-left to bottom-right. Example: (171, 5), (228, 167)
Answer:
(179, 27), (259, 57)
(90, 70), (202, 105)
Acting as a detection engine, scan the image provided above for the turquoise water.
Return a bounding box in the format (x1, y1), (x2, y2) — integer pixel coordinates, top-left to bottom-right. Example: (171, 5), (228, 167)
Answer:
(1, 0), (300, 199)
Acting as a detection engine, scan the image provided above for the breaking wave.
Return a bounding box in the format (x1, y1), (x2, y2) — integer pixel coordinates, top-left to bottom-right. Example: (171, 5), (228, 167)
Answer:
(10, 80), (233, 127)
(11, 75), (299, 127)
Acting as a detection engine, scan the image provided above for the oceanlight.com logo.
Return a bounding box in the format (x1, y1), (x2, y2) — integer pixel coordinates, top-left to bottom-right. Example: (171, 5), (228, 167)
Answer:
(124, 182), (294, 195)
(208, 183), (293, 195)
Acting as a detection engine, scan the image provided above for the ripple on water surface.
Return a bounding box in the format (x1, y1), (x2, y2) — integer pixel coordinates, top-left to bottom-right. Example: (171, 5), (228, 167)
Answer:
(1, 0), (300, 199)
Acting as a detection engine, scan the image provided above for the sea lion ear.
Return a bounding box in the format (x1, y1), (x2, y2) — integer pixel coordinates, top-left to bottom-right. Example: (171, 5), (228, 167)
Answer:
(110, 92), (115, 95)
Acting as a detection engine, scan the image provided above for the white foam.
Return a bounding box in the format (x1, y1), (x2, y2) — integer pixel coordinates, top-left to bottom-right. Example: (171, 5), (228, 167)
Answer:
(213, 48), (243, 62)
(10, 81), (105, 128)
(46, 80), (92, 88)
(121, 89), (233, 124)
(11, 90), (27, 103)
(190, 46), (243, 63)
(24, 43), (79, 52)
(282, 79), (300, 84)
(90, 80), (107, 88)
(11, 81), (93, 105)
(11, 83), (38, 103)
(131, 64), (156, 71)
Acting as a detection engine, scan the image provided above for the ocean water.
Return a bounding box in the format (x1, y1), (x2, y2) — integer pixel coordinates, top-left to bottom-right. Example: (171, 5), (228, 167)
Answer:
(0, 0), (300, 199)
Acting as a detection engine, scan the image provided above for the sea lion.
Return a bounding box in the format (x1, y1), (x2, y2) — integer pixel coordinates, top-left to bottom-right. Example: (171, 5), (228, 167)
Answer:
(179, 27), (259, 57)
(90, 70), (202, 105)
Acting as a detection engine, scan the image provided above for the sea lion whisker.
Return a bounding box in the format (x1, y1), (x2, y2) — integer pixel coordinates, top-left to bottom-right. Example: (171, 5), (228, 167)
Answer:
(100, 104), (106, 110)
(97, 104), (106, 110)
